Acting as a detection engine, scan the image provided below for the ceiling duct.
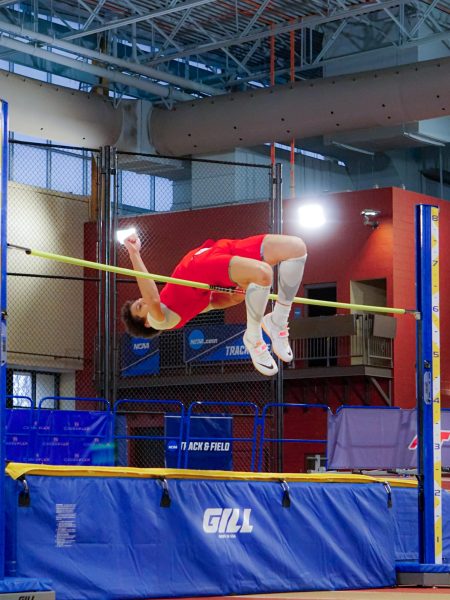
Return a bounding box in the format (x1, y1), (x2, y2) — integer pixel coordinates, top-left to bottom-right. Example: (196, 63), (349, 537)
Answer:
(149, 57), (450, 157)
(1, 69), (121, 147)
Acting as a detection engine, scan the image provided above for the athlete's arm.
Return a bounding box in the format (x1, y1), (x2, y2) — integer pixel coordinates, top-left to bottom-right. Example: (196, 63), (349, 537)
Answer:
(207, 289), (245, 311)
(124, 235), (165, 322)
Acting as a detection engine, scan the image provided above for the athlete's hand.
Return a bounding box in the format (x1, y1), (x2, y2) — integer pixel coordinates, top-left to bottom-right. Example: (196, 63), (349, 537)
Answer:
(124, 234), (141, 255)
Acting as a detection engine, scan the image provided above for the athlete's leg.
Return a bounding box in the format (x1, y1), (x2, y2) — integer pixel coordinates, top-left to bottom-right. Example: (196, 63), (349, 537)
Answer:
(261, 234), (307, 265)
(261, 235), (307, 362)
(229, 256), (277, 377)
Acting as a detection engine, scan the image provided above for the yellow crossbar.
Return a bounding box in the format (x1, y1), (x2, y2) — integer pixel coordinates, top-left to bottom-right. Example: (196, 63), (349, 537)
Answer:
(9, 245), (414, 316)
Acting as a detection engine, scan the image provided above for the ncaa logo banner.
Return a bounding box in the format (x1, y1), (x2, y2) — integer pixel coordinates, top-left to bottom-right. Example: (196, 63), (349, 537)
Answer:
(184, 324), (270, 363)
(121, 334), (160, 376)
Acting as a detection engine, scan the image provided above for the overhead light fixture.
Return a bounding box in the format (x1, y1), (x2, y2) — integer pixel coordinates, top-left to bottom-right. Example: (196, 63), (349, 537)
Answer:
(403, 132), (445, 147)
(298, 204), (326, 228)
(116, 227), (136, 244)
(330, 141), (375, 156)
(361, 209), (380, 229)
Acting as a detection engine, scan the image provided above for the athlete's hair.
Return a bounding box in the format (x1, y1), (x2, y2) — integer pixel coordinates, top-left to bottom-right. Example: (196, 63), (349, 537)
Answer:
(121, 300), (161, 339)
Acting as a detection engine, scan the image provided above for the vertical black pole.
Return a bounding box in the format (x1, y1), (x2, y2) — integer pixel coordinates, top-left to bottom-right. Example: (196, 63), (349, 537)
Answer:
(0, 100), (9, 580)
(273, 163), (284, 472)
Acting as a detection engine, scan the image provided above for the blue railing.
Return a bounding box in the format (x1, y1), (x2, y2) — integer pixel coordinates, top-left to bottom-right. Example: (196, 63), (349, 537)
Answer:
(8, 398), (449, 472)
(113, 399), (185, 468)
(258, 403), (331, 472)
(335, 404), (400, 413)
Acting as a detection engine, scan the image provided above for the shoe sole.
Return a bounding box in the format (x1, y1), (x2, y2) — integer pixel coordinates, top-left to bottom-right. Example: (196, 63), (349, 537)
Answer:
(261, 318), (293, 364)
(243, 335), (278, 376)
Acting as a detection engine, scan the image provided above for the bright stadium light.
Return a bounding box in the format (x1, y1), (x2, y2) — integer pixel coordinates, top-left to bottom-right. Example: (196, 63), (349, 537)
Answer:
(116, 227), (136, 244)
(298, 204), (326, 228)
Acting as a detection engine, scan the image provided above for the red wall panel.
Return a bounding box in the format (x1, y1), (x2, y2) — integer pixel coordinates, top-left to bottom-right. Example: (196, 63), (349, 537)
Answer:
(392, 189), (450, 408)
(81, 187), (450, 470)
(281, 189), (394, 310)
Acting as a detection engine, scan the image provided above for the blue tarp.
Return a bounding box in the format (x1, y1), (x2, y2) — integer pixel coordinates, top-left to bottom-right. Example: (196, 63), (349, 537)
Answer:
(391, 486), (450, 564)
(327, 408), (450, 470)
(0, 578), (54, 593)
(6, 475), (396, 600)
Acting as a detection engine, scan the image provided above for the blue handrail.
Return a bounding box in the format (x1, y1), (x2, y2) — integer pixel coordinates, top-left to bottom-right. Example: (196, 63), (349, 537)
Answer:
(38, 396), (110, 411)
(335, 404), (400, 413)
(258, 403), (331, 472)
(113, 399), (185, 468)
(6, 395), (33, 408)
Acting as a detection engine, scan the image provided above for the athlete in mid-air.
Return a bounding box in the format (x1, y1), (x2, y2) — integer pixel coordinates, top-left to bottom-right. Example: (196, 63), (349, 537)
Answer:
(122, 233), (307, 377)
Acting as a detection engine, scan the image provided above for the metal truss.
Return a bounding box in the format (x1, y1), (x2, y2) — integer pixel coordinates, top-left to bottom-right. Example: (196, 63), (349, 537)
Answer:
(0, 0), (448, 100)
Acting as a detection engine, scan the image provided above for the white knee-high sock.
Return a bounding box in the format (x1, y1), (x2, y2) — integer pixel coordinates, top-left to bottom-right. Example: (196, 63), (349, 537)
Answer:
(272, 254), (307, 328)
(245, 283), (271, 343)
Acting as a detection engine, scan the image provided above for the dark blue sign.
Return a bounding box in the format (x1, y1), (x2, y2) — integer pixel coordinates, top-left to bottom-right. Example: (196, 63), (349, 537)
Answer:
(5, 409), (113, 465)
(165, 415), (233, 470)
(184, 324), (270, 363)
(121, 335), (160, 376)
(5, 409), (34, 462)
(35, 410), (113, 465)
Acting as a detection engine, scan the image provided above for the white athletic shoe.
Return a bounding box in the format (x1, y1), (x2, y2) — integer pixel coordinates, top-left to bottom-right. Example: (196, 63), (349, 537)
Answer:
(262, 312), (293, 363)
(243, 332), (278, 377)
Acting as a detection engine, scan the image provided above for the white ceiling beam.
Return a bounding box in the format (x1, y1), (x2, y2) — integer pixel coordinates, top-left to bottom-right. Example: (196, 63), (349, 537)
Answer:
(80, 0), (108, 32)
(64, 0), (219, 41)
(0, 34), (193, 100)
(0, 21), (222, 95)
(148, 0), (413, 65)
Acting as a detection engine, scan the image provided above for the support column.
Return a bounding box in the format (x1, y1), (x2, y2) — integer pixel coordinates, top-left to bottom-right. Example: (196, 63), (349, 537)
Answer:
(416, 203), (442, 564)
(0, 99), (8, 585)
(397, 203), (449, 585)
(0, 100), (55, 600)
(272, 163), (284, 472)
(97, 146), (116, 402)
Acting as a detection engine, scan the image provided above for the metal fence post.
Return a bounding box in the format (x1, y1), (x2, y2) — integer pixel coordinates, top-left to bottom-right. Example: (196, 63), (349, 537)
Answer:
(273, 163), (284, 472)
(0, 100), (9, 580)
(97, 146), (115, 402)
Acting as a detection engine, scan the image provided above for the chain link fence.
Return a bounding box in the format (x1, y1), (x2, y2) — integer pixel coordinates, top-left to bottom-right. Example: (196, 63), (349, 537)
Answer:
(7, 141), (99, 405)
(113, 151), (275, 471)
(6, 142), (282, 471)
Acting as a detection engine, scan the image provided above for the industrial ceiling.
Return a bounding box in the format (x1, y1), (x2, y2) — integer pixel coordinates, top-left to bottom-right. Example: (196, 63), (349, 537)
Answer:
(0, 0), (448, 103)
(0, 1), (449, 155)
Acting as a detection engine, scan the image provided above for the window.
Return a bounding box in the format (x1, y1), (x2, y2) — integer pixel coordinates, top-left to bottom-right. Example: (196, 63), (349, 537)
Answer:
(7, 369), (59, 408)
(50, 148), (86, 194)
(155, 177), (173, 211)
(305, 453), (327, 473)
(119, 171), (174, 214)
(9, 136), (92, 195)
(12, 372), (32, 406)
(11, 140), (48, 188)
(120, 170), (152, 210)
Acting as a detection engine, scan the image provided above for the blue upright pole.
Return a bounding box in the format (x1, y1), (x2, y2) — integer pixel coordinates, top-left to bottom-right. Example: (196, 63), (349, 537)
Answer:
(0, 100), (8, 579)
(416, 203), (442, 565)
